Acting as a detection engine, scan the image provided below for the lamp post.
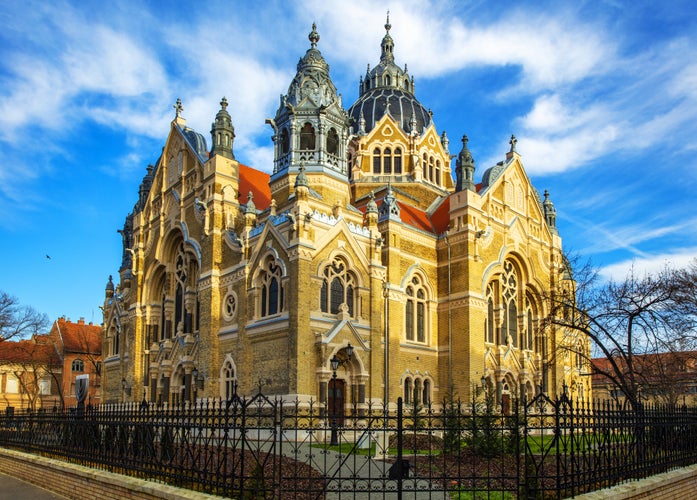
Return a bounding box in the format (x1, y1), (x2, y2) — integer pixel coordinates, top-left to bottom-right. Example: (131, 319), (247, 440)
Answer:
(192, 368), (198, 403)
(330, 343), (354, 446)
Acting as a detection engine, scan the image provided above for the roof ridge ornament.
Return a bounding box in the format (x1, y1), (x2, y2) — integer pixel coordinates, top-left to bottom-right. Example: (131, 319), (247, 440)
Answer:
(309, 22), (320, 49)
(174, 98), (184, 118)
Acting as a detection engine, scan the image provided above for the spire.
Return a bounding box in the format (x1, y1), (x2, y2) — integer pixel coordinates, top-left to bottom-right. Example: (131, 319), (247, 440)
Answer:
(210, 97), (235, 160)
(380, 11), (394, 64)
(456, 134), (476, 192)
(543, 189), (558, 234)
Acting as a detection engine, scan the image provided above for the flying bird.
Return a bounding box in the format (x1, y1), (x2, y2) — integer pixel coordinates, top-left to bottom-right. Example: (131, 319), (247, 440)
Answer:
(46, 255), (51, 260)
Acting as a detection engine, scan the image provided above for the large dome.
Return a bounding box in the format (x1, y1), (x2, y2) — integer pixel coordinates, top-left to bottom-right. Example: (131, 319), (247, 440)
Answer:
(349, 88), (431, 135)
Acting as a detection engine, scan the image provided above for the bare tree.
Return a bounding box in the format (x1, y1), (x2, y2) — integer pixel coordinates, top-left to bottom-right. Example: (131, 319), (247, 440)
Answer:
(0, 291), (48, 342)
(545, 256), (693, 412)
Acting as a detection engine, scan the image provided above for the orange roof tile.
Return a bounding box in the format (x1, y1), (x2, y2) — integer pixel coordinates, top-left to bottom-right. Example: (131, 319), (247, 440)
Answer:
(51, 318), (102, 355)
(239, 164), (271, 211)
(0, 339), (61, 365)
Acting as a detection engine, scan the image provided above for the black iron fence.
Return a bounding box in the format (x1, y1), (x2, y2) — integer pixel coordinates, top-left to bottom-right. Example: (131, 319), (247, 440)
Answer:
(1, 389), (697, 499)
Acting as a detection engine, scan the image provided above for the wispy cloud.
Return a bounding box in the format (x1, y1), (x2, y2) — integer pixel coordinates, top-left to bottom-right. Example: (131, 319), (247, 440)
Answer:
(599, 249), (697, 281)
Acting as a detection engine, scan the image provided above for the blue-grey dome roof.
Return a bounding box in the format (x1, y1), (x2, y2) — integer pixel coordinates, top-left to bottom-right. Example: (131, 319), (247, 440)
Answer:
(182, 127), (208, 159)
(349, 88), (431, 135)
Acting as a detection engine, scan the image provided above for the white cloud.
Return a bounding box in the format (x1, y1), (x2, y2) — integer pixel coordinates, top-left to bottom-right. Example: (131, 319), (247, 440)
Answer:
(599, 249), (697, 281)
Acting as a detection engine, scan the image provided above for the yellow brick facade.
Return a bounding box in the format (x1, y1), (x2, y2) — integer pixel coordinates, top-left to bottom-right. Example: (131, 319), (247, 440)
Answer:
(101, 21), (589, 410)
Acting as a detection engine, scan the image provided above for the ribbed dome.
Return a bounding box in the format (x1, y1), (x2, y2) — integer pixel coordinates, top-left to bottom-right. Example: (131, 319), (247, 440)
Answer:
(349, 88), (431, 134)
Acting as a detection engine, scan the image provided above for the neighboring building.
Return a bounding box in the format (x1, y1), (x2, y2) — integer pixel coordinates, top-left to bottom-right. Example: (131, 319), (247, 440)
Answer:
(102, 19), (588, 410)
(48, 317), (103, 407)
(0, 336), (62, 412)
(592, 352), (697, 407)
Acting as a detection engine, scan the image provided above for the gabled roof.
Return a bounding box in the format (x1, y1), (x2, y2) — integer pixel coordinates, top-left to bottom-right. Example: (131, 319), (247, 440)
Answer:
(239, 164), (271, 211)
(50, 318), (102, 355)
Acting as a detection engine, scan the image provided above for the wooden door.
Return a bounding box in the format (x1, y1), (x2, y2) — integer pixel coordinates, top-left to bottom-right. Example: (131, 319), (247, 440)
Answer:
(328, 379), (346, 425)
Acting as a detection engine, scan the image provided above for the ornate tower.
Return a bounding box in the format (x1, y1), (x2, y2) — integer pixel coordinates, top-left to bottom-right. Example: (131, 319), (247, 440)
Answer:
(267, 23), (351, 208)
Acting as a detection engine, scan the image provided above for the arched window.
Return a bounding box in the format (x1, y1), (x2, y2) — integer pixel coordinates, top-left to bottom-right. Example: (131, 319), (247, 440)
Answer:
(72, 359), (84, 372)
(280, 128), (290, 154)
(405, 274), (429, 343)
(299, 123), (315, 150)
(423, 379), (431, 405)
(221, 358), (237, 400)
(320, 257), (356, 316)
(394, 148), (402, 174)
(422, 153), (428, 178)
(373, 148), (381, 174)
(429, 156), (435, 183)
(383, 147), (392, 174)
(486, 283), (495, 344)
(501, 261), (518, 346)
(414, 379), (422, 405)
(404, 377), (412, 404)
(326, 128), (339, 155)
(385, 74), (391, 86)
(174, 244), (188, 335)
(435, 159), (441, 185)
(257, 256), (285, 317)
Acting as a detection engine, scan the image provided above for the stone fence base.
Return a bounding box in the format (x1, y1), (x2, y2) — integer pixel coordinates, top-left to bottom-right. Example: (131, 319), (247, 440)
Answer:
(0, 448), (217, 500)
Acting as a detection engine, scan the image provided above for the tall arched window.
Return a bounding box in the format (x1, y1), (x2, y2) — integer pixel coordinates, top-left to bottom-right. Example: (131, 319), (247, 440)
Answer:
(435, 159), (441, 185)
(257, 256), (285, 317)
(405, 274), (429, 343)
(300, 123), (315, 150)
(221, 358), (237, 400)
(326, 128), (339, 155)
(423, 379), (431, 405)
(280, 128), (290, 154)
(373, 148), (381, 174)
(501, 261), (518, 346)
(394, 148), (402, 174)
(383, 147), (392, 174)
(428, 156), (435, 183)
(404, 377), (413, 404)
(320, 257), (356, 316)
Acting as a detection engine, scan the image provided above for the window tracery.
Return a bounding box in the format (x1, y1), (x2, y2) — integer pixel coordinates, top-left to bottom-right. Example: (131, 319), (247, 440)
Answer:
(320, 257), (356, 316)
(405, 274), (429, 343)
(256, 256), (285, 317)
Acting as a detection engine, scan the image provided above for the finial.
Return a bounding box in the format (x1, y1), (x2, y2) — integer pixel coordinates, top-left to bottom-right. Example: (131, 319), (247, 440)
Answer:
(385, 10), (391, 32)
(462, 134), (469, 147)
(174, 98), (184, 117)
(220, 97), (228, 110)
(309, 22), (320, 48)
(509, 134), (518, 152)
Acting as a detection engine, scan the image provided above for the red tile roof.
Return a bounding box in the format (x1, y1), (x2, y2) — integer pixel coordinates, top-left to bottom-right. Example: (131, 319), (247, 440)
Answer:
(239, 164), (271, 211)
(50, 318), (102, 355)
(0, 339), (60, 365)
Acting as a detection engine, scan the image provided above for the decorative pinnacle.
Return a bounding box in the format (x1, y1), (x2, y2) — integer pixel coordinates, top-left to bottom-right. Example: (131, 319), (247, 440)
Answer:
(309, 22), (320, 48)
(174, 98), (183, 117)
(385, 10), (391, 32)
(220, 97), (228, 110)
(462, 134), (469, 148)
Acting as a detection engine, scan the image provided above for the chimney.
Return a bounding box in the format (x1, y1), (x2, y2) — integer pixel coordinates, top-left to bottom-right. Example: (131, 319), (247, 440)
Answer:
(78, 317), (85, 325)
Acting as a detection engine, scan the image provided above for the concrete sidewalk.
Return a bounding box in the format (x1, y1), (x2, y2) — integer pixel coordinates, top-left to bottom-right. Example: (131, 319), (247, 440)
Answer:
(0, 473), (67, 499)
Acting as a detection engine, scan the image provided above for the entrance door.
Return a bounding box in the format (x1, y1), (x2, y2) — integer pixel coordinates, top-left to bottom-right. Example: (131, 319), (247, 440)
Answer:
(502, 393), (511, 415)
(328, 379), (346, 425)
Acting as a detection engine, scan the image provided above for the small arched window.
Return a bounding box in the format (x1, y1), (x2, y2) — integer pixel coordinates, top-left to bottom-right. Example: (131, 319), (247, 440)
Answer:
(486, 284), (495, 344)
(299, 123), (315, 150)
(423, 379), (431, 405)
(326, 128), (339, 155)
(435, 159), (441, 185)
(404, 377), (412, 404)
(221, 358), (237, 400)
(72, 359), (84, 372)
(385, 74), (391, 86)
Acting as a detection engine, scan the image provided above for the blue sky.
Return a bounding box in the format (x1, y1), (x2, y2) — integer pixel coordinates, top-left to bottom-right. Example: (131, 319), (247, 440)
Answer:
(1, 0), (696, 324)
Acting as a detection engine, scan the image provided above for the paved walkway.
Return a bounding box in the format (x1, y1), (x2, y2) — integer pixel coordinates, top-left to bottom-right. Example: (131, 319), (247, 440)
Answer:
(0, 473), (67, 499)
